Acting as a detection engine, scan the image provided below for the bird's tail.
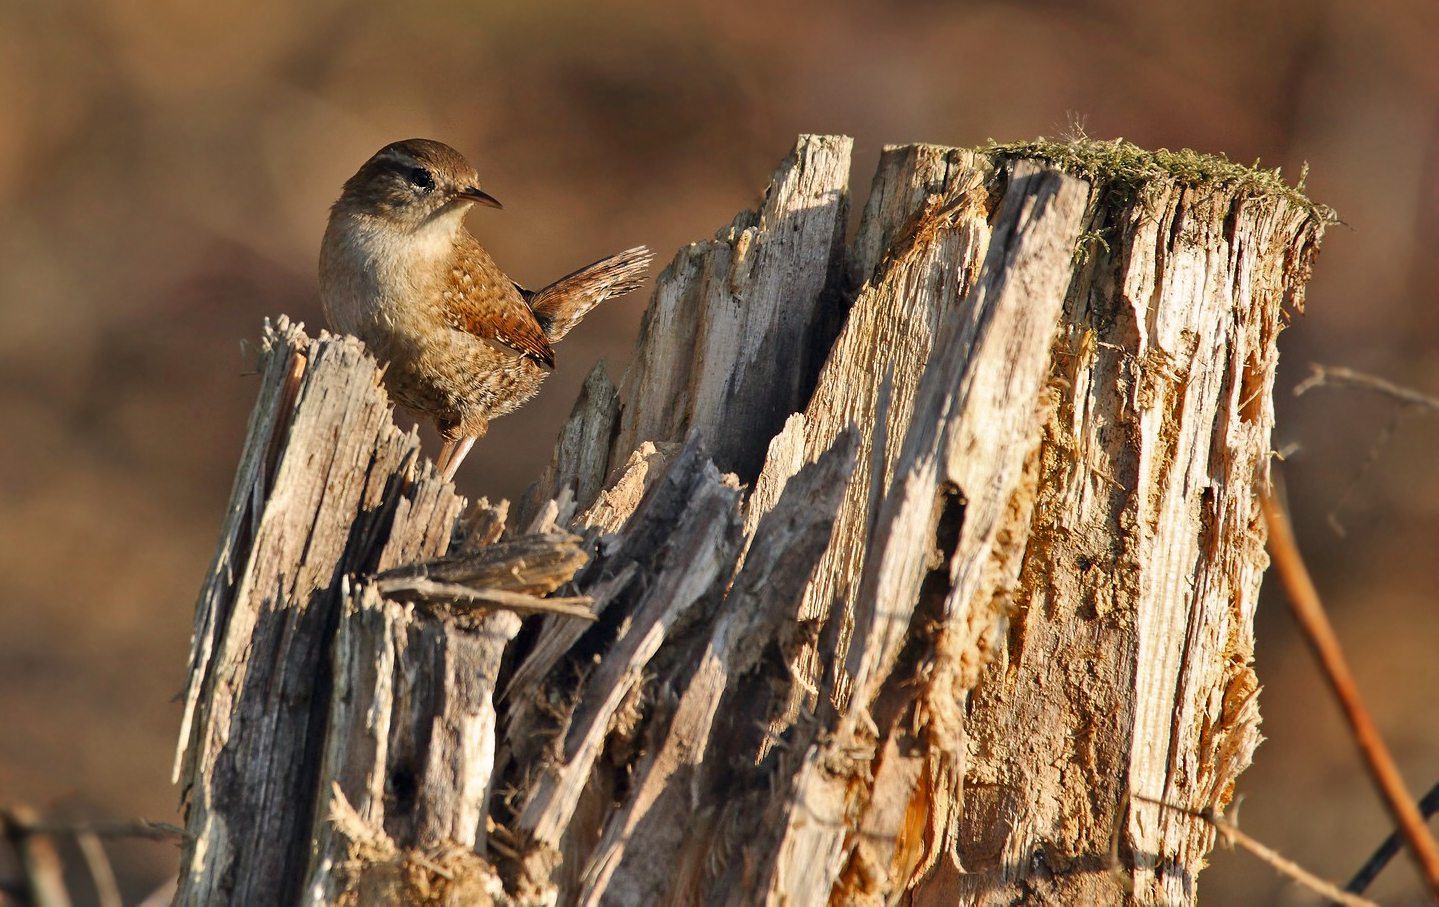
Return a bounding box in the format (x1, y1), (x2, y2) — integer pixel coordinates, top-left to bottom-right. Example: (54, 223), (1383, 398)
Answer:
(529, 246), (654, 342)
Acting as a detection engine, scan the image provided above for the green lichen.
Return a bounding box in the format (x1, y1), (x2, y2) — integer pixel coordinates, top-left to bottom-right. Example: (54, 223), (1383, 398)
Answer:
(983, 136), (1336, 224)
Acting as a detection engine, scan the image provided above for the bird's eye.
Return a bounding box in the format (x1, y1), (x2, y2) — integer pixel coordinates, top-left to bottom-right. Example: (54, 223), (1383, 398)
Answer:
(408, 167), (436, 193)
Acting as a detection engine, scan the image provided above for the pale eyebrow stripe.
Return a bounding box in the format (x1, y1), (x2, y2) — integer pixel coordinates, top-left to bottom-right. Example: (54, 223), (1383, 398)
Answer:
(373, 149), (420, 170)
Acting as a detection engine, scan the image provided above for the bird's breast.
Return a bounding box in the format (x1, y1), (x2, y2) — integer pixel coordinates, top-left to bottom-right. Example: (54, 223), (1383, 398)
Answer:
(319, 213), (458, 347)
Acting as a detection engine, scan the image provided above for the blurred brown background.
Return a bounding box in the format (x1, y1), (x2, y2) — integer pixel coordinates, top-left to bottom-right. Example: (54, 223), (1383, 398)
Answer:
(1, 0), (1436, 903)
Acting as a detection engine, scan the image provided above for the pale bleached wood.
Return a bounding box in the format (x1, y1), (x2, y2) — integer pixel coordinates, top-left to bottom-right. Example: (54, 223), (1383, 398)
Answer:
(575, 440), (677, 534)
(173, 319), (468, 906)
(937, 173), (1326, 905)
(607, 134), (853, 483)
(173, 318), (307, 787)
(316, 776), (510, 906)
(494, 440), (692, 746)
(303, 584), (521, 906)
(742, 145), (993, 737)
(505, 441), (743, 858)
(575, 429), (859, 906)
(177, 136), (1331, 907)
(517, 362), (621, 528)
(848, 143), (989, 285)
(725, 160), (1090, 907)
(172, 320), (589, 907)
(847, 160), (1089, 707)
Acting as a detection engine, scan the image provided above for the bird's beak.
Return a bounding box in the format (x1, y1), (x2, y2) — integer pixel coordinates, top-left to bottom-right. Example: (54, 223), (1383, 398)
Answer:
(455, 186), (503, 209)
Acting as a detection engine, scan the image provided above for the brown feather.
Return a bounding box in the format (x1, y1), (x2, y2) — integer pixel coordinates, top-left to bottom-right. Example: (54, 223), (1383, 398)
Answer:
(443, 235), (555, 368)
(528, 246), (655, 342)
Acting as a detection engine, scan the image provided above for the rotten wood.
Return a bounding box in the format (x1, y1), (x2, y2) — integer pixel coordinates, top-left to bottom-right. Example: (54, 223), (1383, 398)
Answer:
(174, 134), (1331, 906)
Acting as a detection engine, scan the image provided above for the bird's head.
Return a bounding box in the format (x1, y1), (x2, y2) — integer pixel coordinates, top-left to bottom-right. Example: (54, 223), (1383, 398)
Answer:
(333, 138), (502, 232)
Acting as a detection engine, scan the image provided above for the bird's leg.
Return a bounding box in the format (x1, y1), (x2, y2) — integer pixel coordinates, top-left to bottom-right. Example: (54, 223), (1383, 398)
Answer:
(435, 436), (476, 482)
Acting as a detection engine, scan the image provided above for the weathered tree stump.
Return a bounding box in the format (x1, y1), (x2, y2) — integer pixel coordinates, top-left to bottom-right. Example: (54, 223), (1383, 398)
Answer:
(174, 135), (1329, 905)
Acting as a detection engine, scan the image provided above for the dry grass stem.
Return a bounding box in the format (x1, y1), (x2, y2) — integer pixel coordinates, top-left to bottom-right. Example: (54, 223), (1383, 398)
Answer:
(1132, 795), (1378, 907)
(1295, 363), (1439, 414)
(1260, 490), (1439, 897)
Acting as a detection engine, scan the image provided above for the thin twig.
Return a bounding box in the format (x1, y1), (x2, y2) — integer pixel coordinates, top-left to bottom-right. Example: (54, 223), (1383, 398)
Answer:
(1294, 363), (1439, 413)
(134, 878), (179, 907)
(1260, 490), (1439, 897)
(11, 818), (185, 842)
(375, 578), (597, 619)
(2, 811), (185, 907)
(74, 831), (121, 907)
(1293, 363), (1438, 535)
(1346, 781), (1439, 895)
(1324, 408), (1404, 537)
(1, 806), (72, 907)
(1132, 794), (1378, 907)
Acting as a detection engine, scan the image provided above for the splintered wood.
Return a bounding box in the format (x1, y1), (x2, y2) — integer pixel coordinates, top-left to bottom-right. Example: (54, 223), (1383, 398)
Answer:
(175, 135), (1329, 906)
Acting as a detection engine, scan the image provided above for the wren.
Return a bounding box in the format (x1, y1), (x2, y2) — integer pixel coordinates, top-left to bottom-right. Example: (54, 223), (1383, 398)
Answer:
(319, 138), (651, 480)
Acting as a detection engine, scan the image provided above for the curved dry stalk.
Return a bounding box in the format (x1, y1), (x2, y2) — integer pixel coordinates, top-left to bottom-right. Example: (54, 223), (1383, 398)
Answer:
(1295, 363), (1439, 413)
(1131, 795), (1378, 907)
(1260, 489), (1439, 898)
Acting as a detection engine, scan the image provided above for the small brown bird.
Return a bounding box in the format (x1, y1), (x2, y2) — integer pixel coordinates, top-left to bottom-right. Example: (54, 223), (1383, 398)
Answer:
(319, 138), (652, 481)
